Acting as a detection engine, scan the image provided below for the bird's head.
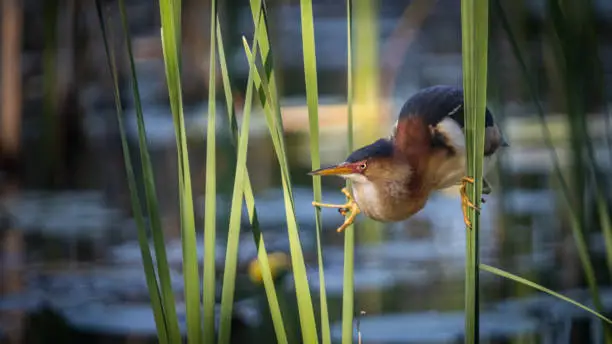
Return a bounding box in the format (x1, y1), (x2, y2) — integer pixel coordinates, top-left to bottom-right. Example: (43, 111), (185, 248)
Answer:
(309, 139), (408, 184)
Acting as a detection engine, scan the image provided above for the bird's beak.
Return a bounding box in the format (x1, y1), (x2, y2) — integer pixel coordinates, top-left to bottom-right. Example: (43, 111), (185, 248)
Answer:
(308, 163), (353, 176)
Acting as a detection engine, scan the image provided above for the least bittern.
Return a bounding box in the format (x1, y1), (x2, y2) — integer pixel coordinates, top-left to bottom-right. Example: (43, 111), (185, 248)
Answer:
(309, 85), (508, 232)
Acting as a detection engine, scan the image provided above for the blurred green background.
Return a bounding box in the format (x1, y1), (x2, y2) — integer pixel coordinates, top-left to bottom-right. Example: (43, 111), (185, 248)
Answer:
(1, 0), (612, 343)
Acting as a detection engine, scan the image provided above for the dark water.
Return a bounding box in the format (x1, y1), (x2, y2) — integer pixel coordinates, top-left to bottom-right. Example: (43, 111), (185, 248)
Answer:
(2, 95), (611, 344)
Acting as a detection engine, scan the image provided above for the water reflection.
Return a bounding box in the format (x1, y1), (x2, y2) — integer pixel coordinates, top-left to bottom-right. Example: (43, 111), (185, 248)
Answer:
(0, 154), (592, 344)
(1, 108), (609, 343)
(329, 310), (540, 343)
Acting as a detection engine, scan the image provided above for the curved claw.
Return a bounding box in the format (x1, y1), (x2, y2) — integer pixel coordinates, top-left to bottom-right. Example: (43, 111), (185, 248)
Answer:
(460, 176), (481, 229)
(312, 187), (361, 233)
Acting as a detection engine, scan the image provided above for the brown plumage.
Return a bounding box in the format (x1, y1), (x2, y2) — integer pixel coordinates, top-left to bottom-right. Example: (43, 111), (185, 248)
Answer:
(309, 85), (508, 232)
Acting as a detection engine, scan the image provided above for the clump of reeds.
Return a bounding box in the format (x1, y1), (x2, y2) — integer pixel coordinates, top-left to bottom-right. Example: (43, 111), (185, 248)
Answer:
(95, 0), (342, 342)
(93, 0), (612, 344)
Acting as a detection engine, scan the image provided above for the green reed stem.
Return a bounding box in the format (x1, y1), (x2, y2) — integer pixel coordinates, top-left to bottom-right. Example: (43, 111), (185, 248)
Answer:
(158, 0), (202, 342)
(298, 0), (331, 342)
(217, 32), (261, 344)
(94, 3), (171, 343)
(460, 0), (489, 342)
(203, 0), (218, 342)
(342, 0), (355, 343)
(116, 0), (184, 342)
(245, 2), (320, 340)
(215, 15), (289, 344)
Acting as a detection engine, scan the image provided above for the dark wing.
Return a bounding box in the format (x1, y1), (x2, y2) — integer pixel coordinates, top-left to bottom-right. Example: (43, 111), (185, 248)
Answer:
(394, 85), (507, 156)
(398, 85), (496, 128)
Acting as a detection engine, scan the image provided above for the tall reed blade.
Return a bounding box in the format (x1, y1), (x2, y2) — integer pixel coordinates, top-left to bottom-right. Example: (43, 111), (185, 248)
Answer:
(94, 3), (170, 343)
(242, 51), (320, 343)
(460, 0), (489, 342)
(246, 1), (320, 341)
(544, 1), (611, 340)
(115, 0), (183, 342)
(595, 189), (612, 275)
(158, 0), (202, 343)
(481, 264), (612, 324)
(216, 16), (289, 344)
(217, 30), (261, 344)
(248, 0), (280, 114)
(493, 3), (612, 340)
(342, 0), (355, 343)
(203, 0), (218, 342)
(298, 0), (331, 342)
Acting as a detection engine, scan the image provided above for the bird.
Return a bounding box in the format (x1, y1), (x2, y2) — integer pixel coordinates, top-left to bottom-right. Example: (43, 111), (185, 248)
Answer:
(308, 85), (508, 233)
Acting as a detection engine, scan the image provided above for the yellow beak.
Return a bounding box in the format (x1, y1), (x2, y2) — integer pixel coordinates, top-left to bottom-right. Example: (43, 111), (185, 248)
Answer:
(308, 164), (353, 176)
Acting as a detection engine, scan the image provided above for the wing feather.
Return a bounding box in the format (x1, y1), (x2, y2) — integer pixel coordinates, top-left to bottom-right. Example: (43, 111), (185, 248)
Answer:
(391, 85), (507, 157)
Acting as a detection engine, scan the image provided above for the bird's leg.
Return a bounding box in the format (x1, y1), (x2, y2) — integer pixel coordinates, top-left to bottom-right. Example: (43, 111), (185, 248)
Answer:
(312, 188), (353, 211)
(312, 187), (361, 232)
(336, 203), (360, 233)
(460, 176), (481, 229)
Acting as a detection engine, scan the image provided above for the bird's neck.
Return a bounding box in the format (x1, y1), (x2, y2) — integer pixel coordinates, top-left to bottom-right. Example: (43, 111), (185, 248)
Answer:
(352, 170), (429, 222)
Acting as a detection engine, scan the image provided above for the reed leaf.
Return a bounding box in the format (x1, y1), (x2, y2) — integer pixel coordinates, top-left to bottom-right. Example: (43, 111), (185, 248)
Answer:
(545, 0), (612, 284)
(217, 30), (261, 344)
(243, 44), (320, 344)
(215, 16), (289, 344)
(298, 0), (331, 342)
(492, 0), (571, 199)
(94, 3), (170, 343)
(480, 264), (612, 325)
(342, 0), (355, 343)
(245, 2), (320, 340)
(546, 2), (612, 340)
(203, 0), (218, 342)
(248, 0), (280, 116)
(158, 0), (202, 342)
(216, 20), (238, 143)
(493, 2), (610, 337)
(460, 0), (489, 342)
(115, 0), (185, 342)
(596, 188), (612, 275)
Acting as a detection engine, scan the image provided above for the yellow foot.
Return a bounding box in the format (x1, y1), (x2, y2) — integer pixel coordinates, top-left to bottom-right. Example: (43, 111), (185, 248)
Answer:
(312, 187), (361, 232)
(460, 176), (481, 229)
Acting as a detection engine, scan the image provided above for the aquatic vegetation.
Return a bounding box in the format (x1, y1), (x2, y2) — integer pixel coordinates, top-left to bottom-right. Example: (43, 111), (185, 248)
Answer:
(92, 0), (612, 343)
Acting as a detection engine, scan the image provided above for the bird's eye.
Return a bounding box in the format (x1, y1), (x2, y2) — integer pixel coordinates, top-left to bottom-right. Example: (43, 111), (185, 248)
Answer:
(358, 162), (367, 170)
